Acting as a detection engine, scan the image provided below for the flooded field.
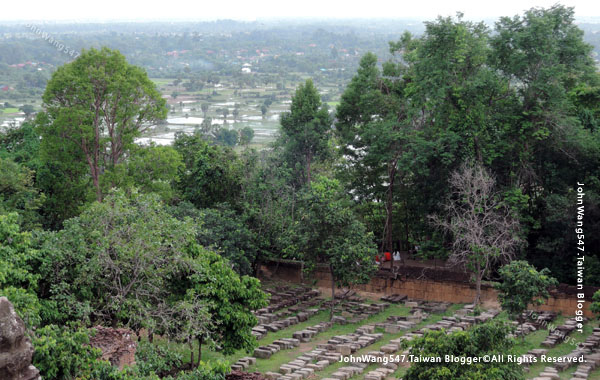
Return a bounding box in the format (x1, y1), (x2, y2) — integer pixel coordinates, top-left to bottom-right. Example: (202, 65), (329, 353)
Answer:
(0, 79), (340, 149)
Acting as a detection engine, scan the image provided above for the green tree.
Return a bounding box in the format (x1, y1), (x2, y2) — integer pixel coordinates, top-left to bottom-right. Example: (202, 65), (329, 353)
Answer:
(239, 127), (255, 146)
(279, 79), (331, 185)
(214, 128), (239, 147)
(335, 52), (417, 258)
(200, 117), (214, 136)
(0, 212), (43, 328)
(201, 103), (209, 118)
(38, 47), (167, 202)
(32, 325), (112, 380)
(403, 320), (524, 380)
(183, 248), (268, 362)
(239, 150), (297, 275)
(495, 260), (558, 322)
(489, 5), (600, 283)
(0, 158), (44, 229)
(0, 122), (41, 168)
(379, 14), (514, 259)
(396, 14), (510, 165)
(38, 189), (198, 327)
(171, 203), (258, 275)
(19, 104), (35, 117)
(592, 290), (600, 318)
(0, 121), (87, 230)
(103, 144), (184, 203)
(174, 133), (243, 208)
(284, 176), (377, 319)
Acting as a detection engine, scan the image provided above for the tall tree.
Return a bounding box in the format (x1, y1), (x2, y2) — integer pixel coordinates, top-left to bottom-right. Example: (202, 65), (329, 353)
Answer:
(38, 47), (167, 202)
(279, 79), (331, 186)
(490, 5), (600, 280)
(388, 16), (514, 259)
(396, 15), (511, 165)
(239, 150), (297, 276)
(201, 103), (209, 118)
(240, 127), (255, 146)
(284, 176), (377, 319)
(336, 52), (411, 259)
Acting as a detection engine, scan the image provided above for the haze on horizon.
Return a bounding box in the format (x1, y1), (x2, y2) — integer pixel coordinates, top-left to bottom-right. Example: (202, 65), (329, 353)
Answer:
(2, 0), (599, 22)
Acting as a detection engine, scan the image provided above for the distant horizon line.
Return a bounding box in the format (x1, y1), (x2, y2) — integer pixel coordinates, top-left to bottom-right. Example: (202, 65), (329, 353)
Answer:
(1, 15), (599, 24)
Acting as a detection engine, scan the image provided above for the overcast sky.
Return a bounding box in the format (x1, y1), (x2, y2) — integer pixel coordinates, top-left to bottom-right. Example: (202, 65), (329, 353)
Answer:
(2, 0), (599, 22)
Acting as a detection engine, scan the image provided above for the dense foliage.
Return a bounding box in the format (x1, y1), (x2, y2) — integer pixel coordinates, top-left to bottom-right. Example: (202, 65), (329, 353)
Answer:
(336, 5), (600, 285)
(283, 176), (377, 317)
(403, 320), (524, 380)
(0, 5), (598, 378)
(38, 47), (167, 203)
(495, 261), (558, 321)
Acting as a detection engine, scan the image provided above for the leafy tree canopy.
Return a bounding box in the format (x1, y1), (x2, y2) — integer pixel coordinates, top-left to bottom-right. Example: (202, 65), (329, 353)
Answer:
(495, 260), (558, 320)
(403, 320), (524, 380)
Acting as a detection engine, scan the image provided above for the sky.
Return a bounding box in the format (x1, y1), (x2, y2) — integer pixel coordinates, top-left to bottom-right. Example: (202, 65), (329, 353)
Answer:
(2, 0), (599, 22)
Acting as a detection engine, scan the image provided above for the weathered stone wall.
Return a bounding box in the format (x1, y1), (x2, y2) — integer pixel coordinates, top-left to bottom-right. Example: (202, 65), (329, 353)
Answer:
(258, 260), (304, 283)
(89, 326), (137, 370)
(0, 297), (41, 380)
(259, 261), (597, 318)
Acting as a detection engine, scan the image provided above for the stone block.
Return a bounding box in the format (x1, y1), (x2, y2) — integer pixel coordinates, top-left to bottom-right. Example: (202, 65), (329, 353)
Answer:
(336, 344), (352, 355)
(254, 348), (272, 359)
(241, 356), (256, 365)
(331, 371), (349, 380)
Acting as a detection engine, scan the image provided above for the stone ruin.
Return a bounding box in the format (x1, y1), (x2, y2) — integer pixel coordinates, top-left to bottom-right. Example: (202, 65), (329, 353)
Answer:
(227, 369), (266, 380)
(0, 297), (41, 380)
(89, 325), (137, 370)
(529, 326), (600, 380)
(252, 287), (322, 340)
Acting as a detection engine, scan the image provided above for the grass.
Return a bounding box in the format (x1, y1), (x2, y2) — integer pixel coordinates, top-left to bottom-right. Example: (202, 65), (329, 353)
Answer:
(150, 292), (600, 380)
(150, 300), (418, 372)
(523, 318), (599, 379)
(323, 304), (466, 380)
(247, 303), (413, 375)
(150, 78), (173, 86)
(2, 107), (19, 114)
(590, 368), (600, 380)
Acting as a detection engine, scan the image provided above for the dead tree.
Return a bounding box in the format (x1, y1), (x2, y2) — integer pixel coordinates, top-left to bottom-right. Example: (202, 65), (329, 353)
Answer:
(430, 162), (522, 306)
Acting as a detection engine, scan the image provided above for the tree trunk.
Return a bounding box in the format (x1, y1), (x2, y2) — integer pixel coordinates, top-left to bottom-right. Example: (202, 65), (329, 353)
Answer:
(306, 151), (312, 185)
(474, 136), (483, 165)
(403, 198), (409, 264)
(84, 147), (102, 202)
(197, 335), (203, 366)
(329, 264), (335, 321)
(93, 174), (102, 202)
(188, 339), (195, 368)
(474, 261), (482, 306)
(385, 163), (396, 269)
